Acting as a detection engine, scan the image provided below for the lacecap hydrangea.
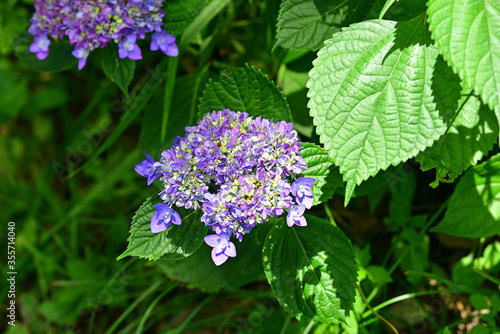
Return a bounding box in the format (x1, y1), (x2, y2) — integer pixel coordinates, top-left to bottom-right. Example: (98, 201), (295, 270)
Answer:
(135, 110), (315, 266)
(28, 0), (178, 70)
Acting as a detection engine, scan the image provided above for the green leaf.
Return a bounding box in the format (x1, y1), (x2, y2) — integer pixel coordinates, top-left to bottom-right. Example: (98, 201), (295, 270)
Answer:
(157, 224), (268, 292)
(300, 143), (343, 205)
(117, 197), (207, 261)
(474, 241), (500, 273)
(417, 89), (498, 187)
(427, 0), (500, 115)
(13, 34), (77, 72)
(262, 216), (357, 324)
(432, 154), (500, 238)
(163, 0), (208, 37)
(198, 64), (291, 122)
(378, 0), (397, 20)
(307, 18), (446, 205)
(452, 254), (485, 288)
(139, 72), (210, 157)
(367, 0), (427, 21)
(100, 46), (135, 96)
(275, 0), (372, 51)
(389, 172), (416, 226)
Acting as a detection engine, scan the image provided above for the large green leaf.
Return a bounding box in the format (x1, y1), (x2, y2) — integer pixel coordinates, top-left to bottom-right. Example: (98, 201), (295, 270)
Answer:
(117, 197), (206, 261)
(431, 154), (500, 238)
(198, 65), (292, 122)
(100, 46), (135, 96)
(427, 0), (500, 115)
(307, 18), (446, 205)
(157, 224), (269, 292)
(275, 0), (372, 51)
(300, 143), (343, 205)
(262, 216), (357, 324)
(163, 0), (208, 36)
(417, 89), (499, 187)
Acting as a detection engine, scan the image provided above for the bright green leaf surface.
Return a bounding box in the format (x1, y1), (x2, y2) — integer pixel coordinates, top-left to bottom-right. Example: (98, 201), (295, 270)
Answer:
(432, 154), (500, 238)
(198, 65), (291, 121)
(300, 143), (343, 205)
(276, 0), (372, 51)
(100, 46), (135, 96)
(163, 0), (208, 36)
(427, 0), (500, 115)
(262, 216), (357, 324)
(307, 18), (446, 204)
(417, 88), (498, 187)
(118, 197), (206, 261)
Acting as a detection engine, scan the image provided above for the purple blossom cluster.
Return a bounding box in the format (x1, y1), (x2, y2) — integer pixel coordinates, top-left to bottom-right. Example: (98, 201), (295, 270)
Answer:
(28, 0), (178, 70)
(136, 110), (315, 265)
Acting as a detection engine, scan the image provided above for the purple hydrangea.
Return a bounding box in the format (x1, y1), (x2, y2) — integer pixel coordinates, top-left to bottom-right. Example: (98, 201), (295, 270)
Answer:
(135, 153), (162, 185)
(291, 177), (315, 209)
(151, 204), (181, 233)
(29, 34), (51, 60)
(204, 233), (236, 266)
(136, 110), (315, 265)
(28, 0), (177, 69)
(151, 31), (178, 56)
(118, 34), (142, 60)
(287, 205), (307, 227)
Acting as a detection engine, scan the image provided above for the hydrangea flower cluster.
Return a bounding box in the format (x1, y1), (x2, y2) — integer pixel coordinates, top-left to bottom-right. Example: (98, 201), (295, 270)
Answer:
(28, 0), (178, 70)
(135, 110), (315, 265)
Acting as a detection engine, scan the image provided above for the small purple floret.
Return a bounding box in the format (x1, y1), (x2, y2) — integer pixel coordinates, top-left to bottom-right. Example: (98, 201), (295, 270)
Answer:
(135, 153), (162, 185)
(118, 35), (142, 60)
(151, 204), (181, 233)
(204, 233), (236, 266)
(150, 31), (178, 57)
(291, 177), (315, 209)
(287, 205), (307, 227)
(29, 34), (51, 60)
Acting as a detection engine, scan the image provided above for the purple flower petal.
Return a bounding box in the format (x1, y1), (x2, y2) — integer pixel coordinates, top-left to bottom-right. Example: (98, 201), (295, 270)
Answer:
(204, 234), (220, 248)
(211, 248), (228, 266)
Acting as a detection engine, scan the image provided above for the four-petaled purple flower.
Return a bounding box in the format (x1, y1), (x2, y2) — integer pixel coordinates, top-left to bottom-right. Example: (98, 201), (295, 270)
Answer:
(135, 153), (162, 185)
(118, 35), (142, 60)
(29, 34), (51, 60)
(151, 31), (179, 57)
(291, 177), (315, 209)
(151, 204), (181, 233)
(71, 47), (89, 70)
(204, 233), (237, 266)
(287, 205), (307, 227)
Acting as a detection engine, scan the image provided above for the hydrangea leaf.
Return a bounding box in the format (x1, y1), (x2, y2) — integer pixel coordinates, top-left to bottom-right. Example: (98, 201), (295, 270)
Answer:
(100, 46), (135, 96)
(416, 89), (499, 187)
(367, 0), (427, 21)
(157, 224), (270, 292)
(262, 216), (357, 324)
(117, 197), (206, 261)
(431, 154), (500, 238)
(163, 0), (208, 36)
(276, 0), (372, 51)
(198, 65), (292, 122)
(427, 0), (500, 116)
(307, 18), (446, 205)
(300, 143), (343, 206)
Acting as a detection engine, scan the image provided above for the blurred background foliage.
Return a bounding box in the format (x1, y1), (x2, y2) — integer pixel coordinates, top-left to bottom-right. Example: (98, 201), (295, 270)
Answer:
(0, 0), (499, 333)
